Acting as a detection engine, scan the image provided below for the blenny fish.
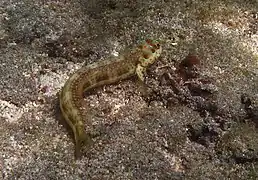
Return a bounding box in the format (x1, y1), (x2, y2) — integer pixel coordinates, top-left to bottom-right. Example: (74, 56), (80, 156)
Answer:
(59, 39), (162, 158)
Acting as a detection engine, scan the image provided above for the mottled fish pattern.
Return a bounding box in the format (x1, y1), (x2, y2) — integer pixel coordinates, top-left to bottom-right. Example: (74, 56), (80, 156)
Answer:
(59, 39), (162, 158)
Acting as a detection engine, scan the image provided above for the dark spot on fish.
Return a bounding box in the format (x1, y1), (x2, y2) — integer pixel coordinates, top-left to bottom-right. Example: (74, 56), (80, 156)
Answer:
(143, 54), (149, 59)
(114, 63), (130, 77)
(95, 72), (109, 82)
(82, 80), (93, 90)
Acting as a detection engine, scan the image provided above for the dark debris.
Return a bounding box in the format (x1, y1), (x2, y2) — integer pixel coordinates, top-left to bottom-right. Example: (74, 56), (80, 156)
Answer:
(241, 93), (258, 125)
(146, 53), (256, 160)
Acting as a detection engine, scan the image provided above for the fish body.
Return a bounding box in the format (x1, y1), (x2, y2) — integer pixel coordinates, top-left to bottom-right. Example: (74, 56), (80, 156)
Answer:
(59, 39), (162, 158)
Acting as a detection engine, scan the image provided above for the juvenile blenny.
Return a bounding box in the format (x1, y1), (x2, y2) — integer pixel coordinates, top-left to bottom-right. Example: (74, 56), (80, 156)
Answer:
(59, 39), (162, 158)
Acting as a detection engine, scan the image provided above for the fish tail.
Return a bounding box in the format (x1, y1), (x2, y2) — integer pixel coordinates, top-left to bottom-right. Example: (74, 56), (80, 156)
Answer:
(74, 124), (93, 159)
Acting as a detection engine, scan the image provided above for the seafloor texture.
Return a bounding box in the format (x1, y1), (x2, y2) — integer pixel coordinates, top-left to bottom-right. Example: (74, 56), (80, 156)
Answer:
(0, 0), (257, 179)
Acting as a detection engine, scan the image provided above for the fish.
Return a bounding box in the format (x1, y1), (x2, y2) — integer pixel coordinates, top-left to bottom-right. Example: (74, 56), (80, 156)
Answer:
(59, 39), (162, 158)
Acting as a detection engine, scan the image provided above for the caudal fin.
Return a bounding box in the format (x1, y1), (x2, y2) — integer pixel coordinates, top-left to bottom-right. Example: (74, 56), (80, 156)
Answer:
(74, 128), (93, 159)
